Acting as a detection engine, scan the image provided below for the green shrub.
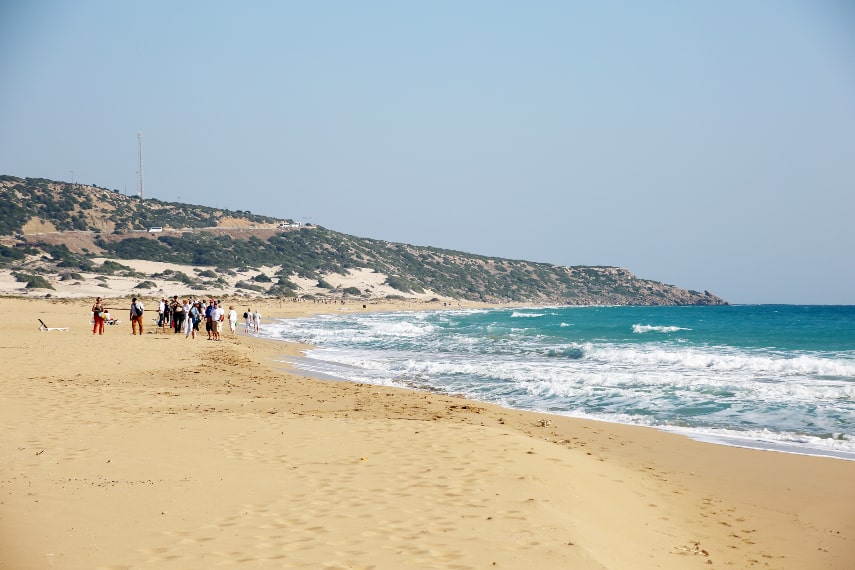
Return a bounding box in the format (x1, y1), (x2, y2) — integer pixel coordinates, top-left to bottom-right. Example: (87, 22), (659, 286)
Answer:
(235, 280), (265, 293)
(171, 271), (194, 285)
(99, 260), (135, 275)
(342, 286), (361, 296)
(135, 280), (157, 289)
(385, 275), (424, 294)
(267, 283), (296, 297)
(57, 257), (96, 271)
(0, 244), (25, 266)
(24, 275), (54, 289)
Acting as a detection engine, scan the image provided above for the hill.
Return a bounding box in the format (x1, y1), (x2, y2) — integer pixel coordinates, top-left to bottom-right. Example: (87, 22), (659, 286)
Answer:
(0, 175), (726, 305)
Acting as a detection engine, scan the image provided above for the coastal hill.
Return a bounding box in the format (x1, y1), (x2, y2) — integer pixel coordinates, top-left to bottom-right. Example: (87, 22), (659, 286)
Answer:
(0, 175), (726, 305)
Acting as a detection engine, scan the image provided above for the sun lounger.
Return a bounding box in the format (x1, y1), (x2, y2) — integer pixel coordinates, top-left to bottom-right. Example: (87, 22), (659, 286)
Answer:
(38, 318), (69, 332)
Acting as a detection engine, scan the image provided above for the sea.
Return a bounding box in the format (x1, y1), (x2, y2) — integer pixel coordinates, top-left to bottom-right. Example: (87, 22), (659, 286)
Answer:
(260, 304), (855, 461)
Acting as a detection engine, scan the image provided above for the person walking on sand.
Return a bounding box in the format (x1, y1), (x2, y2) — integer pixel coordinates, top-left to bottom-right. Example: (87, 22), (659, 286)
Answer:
(252, 307), (261, 333)
(205, 299), (215, 340)
(130, 297), (145, 335)
(92, 297), (105, 335)
(244, 307), (252, 333)
(183, 298), (194, 338)
(171, 295), (184, 334)
(187, 301), (199, 339)
(211, 301), (224, 341)
(228, 305), (238, 334)
(192, 301), (204, 339)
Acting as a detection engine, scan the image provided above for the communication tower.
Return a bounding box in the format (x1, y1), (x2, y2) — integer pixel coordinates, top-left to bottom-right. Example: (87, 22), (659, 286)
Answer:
(137, 131), (144, 199)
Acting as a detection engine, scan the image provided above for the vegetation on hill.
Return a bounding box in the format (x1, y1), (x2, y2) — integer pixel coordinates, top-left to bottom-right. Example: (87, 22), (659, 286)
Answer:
(0, 175), (727, 305)
(0, 175), (279, 234)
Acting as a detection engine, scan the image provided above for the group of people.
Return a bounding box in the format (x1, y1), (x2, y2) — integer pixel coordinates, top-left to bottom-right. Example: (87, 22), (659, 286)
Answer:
(91, 295), (262, 338)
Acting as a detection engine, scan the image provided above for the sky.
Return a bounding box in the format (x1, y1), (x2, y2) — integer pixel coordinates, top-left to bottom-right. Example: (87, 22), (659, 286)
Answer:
(1, 1), (854, 304)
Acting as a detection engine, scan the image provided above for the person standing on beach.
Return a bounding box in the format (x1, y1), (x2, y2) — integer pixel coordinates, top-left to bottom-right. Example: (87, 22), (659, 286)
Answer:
(92, 297), (105, 335)
(183, 299), (194, 338)
(130, 297), (144, 335)
(205, 299), (215, 340)
(188, 301), (200, 339)
(228, 305), (238, 334)
(244, 308), (252, 334)
(212, 301), (225, 341)
(157, 298), (166, 328)
(252, 308), (261, 333)
(171, 295), (185, 334)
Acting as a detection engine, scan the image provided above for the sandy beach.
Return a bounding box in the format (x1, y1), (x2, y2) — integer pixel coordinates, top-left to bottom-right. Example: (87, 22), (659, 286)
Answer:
(1, 296), (853, 569)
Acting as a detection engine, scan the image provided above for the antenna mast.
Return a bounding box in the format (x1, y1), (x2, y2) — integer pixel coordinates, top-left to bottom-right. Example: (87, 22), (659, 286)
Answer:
(137, 131), (144, 199)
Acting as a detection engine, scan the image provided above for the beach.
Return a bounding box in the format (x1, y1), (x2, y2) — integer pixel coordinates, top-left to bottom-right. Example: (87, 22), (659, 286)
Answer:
(1, 296), (853, 569)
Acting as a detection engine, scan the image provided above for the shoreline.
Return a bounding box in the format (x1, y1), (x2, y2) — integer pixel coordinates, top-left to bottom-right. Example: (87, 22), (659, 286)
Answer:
(261, 305), (855, 464)
(280, 345), (855, 463)
(2, 296), (854, 568)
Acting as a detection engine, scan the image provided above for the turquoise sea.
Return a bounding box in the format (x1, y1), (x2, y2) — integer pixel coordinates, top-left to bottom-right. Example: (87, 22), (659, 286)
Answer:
(262, 305), (855, 460)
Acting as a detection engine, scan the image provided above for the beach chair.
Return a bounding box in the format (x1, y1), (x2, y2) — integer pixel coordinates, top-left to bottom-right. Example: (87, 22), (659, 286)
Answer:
(38, 318), (69, 332)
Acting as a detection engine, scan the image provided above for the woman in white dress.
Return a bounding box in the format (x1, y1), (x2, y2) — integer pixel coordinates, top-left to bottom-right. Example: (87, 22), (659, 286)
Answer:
(183, 299), (194, 338)
(228, 305), (238, 334)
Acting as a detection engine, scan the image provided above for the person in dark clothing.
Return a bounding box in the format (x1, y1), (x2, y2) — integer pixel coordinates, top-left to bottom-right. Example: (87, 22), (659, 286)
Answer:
(171, 295), (185, 334)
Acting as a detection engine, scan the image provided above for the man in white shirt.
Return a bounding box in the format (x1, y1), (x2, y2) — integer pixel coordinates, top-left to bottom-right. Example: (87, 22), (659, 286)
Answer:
(213, 301), (225, 341)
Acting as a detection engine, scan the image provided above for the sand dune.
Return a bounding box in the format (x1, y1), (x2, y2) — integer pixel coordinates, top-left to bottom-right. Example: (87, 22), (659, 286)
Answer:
(0, 259), (448, 303)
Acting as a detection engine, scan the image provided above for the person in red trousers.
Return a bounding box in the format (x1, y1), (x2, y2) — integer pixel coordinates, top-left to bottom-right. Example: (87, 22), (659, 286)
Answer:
(92, 297), (105, 335)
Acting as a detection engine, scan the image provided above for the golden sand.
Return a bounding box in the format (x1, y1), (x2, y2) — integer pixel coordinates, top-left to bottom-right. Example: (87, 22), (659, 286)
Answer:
(1, 296), (853, 569)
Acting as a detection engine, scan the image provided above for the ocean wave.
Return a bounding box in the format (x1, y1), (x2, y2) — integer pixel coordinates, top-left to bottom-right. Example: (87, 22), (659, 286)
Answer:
(587, 345), (855, 378)
(661, 426), (855, 461)
(632, 324), (692, 333)
(268, 314), (437, 346)
(511, 311), (545, 318)
(545, 346), (585, 359)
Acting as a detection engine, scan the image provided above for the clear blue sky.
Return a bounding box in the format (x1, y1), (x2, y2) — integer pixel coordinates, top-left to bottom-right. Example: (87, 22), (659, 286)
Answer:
(2, 1), (853, 304)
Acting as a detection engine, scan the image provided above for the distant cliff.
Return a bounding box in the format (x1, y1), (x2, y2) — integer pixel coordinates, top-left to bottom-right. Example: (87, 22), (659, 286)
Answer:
(0, 175), (726, 305)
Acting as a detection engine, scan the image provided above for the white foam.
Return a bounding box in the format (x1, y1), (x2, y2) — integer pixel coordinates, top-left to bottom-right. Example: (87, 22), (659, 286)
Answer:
(661, 426), (855, 461)
(632, 324), (692, 333)
(587, 344), (855, 378)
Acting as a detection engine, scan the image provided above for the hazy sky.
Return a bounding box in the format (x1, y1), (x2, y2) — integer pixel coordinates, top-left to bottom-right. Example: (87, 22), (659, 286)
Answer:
(2, 1), (853, 304)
